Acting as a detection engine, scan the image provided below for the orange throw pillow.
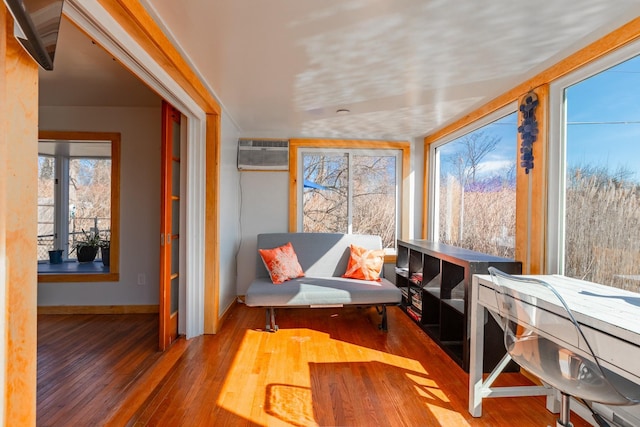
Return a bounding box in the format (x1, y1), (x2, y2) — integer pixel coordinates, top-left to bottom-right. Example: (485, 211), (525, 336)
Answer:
(342, 244), (384, 281)
(259, 242), (305, 284)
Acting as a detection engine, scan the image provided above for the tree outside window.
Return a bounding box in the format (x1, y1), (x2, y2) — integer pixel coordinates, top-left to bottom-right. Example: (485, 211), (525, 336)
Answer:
(301, 150), (399, 249)
(434, 112), (518, 258)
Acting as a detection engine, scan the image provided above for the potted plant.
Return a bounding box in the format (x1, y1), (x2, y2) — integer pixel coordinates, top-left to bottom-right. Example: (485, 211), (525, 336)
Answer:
(99, 234), (110, 267)
(72, 229), (101, 263)
(48, 248), (64, 264)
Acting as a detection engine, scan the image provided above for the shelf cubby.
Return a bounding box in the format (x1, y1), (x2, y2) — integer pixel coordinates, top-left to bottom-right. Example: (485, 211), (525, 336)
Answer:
(395, 239), (522, 372)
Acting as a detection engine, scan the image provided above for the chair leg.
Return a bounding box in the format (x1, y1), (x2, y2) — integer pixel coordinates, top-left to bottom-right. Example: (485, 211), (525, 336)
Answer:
(556, 392), (573, 427)
(376, 305), (388, 331)
(265, 307), (278, 332)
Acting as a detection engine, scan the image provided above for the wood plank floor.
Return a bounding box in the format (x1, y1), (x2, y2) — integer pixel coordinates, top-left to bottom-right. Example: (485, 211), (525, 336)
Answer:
(37, 313), (162, 427)
(37, 304), (592, 427)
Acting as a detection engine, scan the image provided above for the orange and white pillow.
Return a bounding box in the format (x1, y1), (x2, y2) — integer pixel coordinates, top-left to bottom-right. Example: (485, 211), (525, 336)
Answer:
(258, 242), (305, 284)
(342, 244), (384, 281)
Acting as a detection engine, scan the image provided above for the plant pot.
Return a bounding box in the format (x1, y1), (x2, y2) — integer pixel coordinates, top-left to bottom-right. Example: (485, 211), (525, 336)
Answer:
(77, 246), (99, 263)
(48, 249), (63, 264)
(101, 247), (110, 267)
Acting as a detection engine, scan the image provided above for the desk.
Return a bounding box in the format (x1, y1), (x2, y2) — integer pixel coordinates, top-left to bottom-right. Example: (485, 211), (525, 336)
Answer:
(469, 274), (640, 417)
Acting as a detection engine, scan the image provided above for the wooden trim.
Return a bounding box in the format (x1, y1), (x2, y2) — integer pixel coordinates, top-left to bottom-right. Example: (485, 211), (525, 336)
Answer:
(514, 85), (549, 275)
(97, 0), (220, 115)
(422, 18), (640, 265)
(216, 299), (237, 330)
(38, 273), (120, 283)
(288, 141), (299, 232)
(94, 2), (224, 333)
(422, 141), (430, 239)
(37, 131), (121, 283)
(37, 305), (159, 315)
(204, 113), (221, 334)
(400, 144), (411, 240)
(424, 17), (640, 147)
(288, 139), (411, 235)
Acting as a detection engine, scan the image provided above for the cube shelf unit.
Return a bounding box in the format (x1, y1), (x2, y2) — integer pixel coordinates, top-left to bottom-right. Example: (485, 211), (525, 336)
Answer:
(395, 239), (522, 372)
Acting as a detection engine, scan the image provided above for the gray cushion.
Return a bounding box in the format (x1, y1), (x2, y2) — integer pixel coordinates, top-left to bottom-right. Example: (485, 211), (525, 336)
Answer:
(245, 276), (401, 307)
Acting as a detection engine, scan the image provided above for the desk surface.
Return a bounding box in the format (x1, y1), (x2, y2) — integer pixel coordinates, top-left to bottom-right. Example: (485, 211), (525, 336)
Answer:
(474, 274), (640, 381)
(470, 274), (640, 417)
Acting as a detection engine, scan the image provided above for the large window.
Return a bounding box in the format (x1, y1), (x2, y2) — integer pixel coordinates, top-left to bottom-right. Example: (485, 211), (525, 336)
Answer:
(291, 139), (409, 252)
(430, 108), (518, 258)
(550, 45), (640, 292)
(299, 149), (401, 249)
(37, 131), (120, 282)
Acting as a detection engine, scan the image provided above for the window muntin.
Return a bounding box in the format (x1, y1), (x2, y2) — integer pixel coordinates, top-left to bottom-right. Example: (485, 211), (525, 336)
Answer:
(431, 110), (518, 258)
(553, 51), (640, 291)
(68, 157), (112, 259)
(299, 148), (400, 250)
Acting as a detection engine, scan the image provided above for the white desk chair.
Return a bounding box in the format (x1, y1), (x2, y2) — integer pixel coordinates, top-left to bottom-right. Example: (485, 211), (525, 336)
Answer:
(488, 267), (640, 427)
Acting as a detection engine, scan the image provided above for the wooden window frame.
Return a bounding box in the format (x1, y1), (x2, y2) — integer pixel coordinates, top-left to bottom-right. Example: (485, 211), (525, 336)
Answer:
(37, 130), (121, 283)
(288, 138), (410, 260)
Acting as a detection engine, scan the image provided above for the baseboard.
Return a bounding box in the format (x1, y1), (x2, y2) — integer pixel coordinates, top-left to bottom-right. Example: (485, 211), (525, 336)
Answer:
(211, 299), (241, 333)
(37, 305), (159, 315)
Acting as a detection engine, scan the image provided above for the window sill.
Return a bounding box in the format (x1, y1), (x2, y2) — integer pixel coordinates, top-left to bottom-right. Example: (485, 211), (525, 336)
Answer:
(38, 260), (119, 283)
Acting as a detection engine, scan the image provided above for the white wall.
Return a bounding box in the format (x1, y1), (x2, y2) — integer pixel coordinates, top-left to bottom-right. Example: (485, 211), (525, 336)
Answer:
(234, 137), (424, 295)
(236, 171), (289, 295)
(218, 111), (242, 316)
(38, 105), (161, 306)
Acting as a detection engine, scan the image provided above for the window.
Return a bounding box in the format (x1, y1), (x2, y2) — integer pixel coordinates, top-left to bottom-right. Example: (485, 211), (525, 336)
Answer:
(429, 107), (518, 258)
(291, 140), (409, 252)
(550, 44), (640, 292)
(38, 155), (112, 261)
(37, 131), (120, 282)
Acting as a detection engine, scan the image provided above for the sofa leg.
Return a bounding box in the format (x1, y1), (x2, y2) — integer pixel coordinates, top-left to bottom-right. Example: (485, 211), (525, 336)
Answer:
(265, 307), (279, 332)
(376, 305), (388, 332)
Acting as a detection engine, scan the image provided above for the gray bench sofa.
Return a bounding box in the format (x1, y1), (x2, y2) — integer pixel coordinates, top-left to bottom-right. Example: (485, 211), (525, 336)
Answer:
(245, 232), (402, 331)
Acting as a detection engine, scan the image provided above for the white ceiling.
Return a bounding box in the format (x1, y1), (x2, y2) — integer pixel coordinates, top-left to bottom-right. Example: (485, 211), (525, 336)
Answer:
(40, 0), (640, 141)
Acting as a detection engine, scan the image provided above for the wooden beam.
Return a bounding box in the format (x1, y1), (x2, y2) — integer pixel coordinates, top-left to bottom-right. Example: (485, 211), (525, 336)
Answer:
(3, 7), (39, 424)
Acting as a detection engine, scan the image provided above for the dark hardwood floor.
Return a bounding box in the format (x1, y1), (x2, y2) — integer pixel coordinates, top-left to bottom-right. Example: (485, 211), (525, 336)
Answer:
(37, 305), (591, 426)
(37, 313), (162, 426)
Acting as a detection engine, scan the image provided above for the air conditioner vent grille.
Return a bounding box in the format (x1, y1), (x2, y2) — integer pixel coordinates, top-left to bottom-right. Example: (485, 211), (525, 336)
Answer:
(239, 139), (288, 148)
(237, 139), (289, 171)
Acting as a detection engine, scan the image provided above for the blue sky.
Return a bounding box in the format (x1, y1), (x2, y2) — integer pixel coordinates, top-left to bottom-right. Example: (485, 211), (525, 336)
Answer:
(566, 55), (640, 182)
(439, 53), (640, 184)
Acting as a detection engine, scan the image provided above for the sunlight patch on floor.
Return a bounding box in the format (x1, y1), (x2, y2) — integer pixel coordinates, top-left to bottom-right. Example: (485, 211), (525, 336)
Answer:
(216, 327), (444, 425)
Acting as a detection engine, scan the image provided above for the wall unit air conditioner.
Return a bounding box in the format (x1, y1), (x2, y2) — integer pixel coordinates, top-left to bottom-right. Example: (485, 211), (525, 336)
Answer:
(237, 139), (289, 171)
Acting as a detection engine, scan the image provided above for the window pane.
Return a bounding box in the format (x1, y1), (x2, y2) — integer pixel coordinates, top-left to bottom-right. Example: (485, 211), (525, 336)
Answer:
(563, 55), (640, 291)
(302, 153), (348, 233)
(68, 158), (111, 259)
(38, 155), (56, 261)
(435, 112), (517, 258)
(352, 155), (396, 249)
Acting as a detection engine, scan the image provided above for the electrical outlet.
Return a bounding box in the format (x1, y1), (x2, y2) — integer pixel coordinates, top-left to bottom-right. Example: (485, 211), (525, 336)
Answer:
(137, 273), (146, 285)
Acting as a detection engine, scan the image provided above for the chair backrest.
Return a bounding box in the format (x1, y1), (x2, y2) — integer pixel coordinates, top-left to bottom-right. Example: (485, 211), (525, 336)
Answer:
(487, 267), (639, 405)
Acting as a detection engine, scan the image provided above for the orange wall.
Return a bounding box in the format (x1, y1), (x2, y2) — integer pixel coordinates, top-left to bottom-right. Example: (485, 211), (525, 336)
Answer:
(2, 7), (39, 424)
